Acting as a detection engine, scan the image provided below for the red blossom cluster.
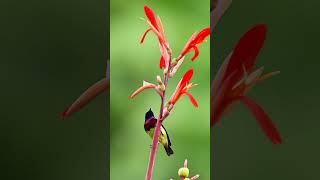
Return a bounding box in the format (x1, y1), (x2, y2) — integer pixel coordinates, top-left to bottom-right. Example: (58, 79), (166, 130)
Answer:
(130, 5), (210, 110)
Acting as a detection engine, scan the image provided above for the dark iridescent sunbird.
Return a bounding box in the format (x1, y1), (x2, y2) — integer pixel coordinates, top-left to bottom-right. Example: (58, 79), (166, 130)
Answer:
(144, 109), (174, 156)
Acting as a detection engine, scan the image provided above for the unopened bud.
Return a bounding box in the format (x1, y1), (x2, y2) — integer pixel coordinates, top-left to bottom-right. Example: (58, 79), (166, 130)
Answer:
(171, 58), (177, 66)
(192, 174), (200, 179)
(163, 68), (168, 75)
(166, 46), (172, 55)
(156, 75), (163, 85)
(159, 84), (166, 91)
(178, 167), (189, 178)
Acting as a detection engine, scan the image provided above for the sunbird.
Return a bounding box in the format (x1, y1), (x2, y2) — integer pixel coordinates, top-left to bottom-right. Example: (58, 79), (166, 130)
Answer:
(144, 109), (174, 156)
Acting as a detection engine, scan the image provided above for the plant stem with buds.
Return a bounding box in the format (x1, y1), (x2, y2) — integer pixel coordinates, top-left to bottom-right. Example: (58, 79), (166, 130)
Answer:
(145, 47), (172, 180)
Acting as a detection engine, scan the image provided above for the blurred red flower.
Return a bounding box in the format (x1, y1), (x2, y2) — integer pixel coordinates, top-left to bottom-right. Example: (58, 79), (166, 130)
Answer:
(211, 24), (282, 144)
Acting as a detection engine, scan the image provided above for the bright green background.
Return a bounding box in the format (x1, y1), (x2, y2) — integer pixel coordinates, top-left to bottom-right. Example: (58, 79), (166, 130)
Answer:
(213, 0), (320, 179)
(110, 0), (210, 179)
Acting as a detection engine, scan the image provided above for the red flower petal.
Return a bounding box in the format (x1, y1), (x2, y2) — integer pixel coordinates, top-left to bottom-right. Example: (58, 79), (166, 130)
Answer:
(177, 34), (195, 60)
(185, 92), (198, 107)
(180, 69), (194, 87)
(159, 56), (166, 69)
(194, 27), (210, 44)
(211, 72), (237, 126)
(240, 96), (282, 144)
(144, 5), (158, 30)
(191, 46), (199, 61)
(159, 43), (169, 69)
(225, 24), (267, 81)
(212, 51), (232, 96)
(170, 69), (194, 105)
(140, 28), (152, 44)
(145, 20), (164, 43)
(178, 27), (210, 61)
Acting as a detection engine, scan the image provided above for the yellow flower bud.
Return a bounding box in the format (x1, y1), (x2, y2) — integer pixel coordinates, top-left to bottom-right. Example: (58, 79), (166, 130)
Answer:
(156, 75), (163, 85)
(178, 167), (189, 178)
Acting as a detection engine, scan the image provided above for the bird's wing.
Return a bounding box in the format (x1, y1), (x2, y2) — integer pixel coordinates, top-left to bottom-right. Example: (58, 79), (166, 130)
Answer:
(161, 125), (171, 146)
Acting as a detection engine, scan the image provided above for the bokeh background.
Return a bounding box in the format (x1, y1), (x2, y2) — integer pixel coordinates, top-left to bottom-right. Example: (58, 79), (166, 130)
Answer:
(1, 0), (109, 179)
(110, 0), (210, 179)
(212, 0), (320, 179)
(1, 0), (320, 180)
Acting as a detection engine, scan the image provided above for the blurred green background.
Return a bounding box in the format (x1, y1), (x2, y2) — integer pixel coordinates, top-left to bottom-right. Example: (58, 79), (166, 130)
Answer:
(0, 0), (109, 179)
(212, 0), (320, 179)
(110, 0), (210, 179)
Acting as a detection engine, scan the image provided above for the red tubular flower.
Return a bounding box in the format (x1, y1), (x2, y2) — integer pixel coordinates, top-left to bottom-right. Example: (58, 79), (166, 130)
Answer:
(211, 24), (282, 144)
(169, 69), (198, 107)
(140, 5), (169, 69)
(177, 27), (210, 61)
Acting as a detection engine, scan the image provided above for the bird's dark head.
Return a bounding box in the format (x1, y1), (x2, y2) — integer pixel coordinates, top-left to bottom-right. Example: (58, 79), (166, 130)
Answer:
(145, 108), (155, 121)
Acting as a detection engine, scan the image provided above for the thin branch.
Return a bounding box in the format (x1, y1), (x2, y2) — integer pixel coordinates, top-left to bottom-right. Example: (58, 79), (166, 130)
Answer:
(145, 48), (172, 180)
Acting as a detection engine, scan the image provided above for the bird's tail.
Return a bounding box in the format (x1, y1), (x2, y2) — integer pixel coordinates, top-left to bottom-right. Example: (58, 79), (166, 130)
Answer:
(164, 146), (174, 156)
